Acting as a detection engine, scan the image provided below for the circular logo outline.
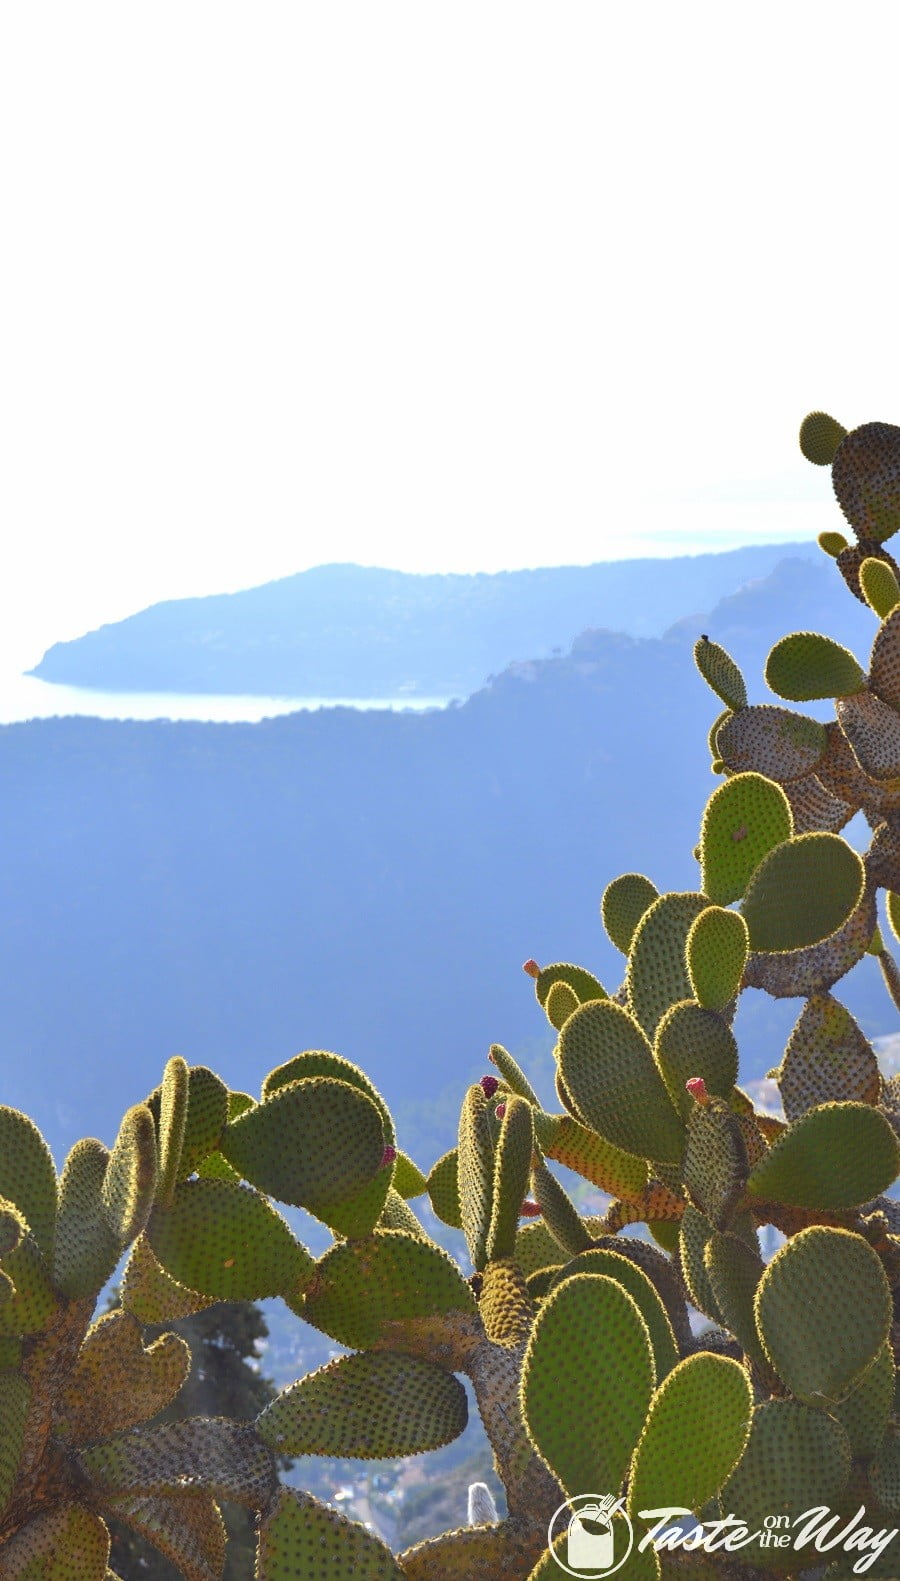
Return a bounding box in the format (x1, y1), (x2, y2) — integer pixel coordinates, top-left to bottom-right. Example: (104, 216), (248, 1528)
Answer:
(546, 1494), (634, 1578)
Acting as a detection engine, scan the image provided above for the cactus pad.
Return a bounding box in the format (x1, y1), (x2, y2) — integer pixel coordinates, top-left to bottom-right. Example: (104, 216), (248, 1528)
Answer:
(0, 1106), (57, 1262)
(700, 772), (793, 905)
(258, 1486), (406, 1579)
(532, 1111), (648, 1199)
(559, 999), (685, 1163)
(120, 1232), (213, 1323)
(479, 1256), (536, 1347)
(602, 872), (660, 955)
(529, 1160), (592, 1257)
(391, 1151), (427, 1199)
(56, 1310), (189, 1443)
(868, 603), (900, 707)
(514, 1220), (568, 1277)
(534, 962), (607, 1007)
(831, 420), (900, 541)
(101, 1104), (157, 1248)
(426, 1149), (462, 1229)
(836, 690), (900, 782)
(147, 1177), (314, 1301)
(703, 1230), (769, 1373)
(800, 410), (848, 465)
(765, 631), (867, 700)
(0, 1234), (59, 1336)
(755, 1226), (892, 1406)
(0, 1504), (111, 1578)
(0, 1371), (29, 1521)
(544, 979), (579, 1030)
(487, 1095), (535, 1262)
(686, 907), (748, 1011)
(458, 1084), (495, 1273)
(78, 1418), (275, 1507)
(257, 1349), (468, 1459)
(53, 1138), (120, 1299)
(156, 1055), (189, 1207)
(740, 833), (864, 952)
(682, 1093), (749, 1229)
(522, 1272), (655, 1495)
(298, 1230), (476, 1350)
(262, 1049), (395, 1146)
(100, 1490), (225, 1581)
(720, 1400), (851, 1571)
(774, 993), (880, 1120)
(694, 636), (747, 710)
(488, 1044), (541, 1108)
(627, 891), (709, 1037)
(628, 1353), (752, 1521)
(831, 1339), (894, 1458)
(860, 555), (900, 617)
(746, 1101), (899, 1209)
(716, 705), (827, 783)
(654, 1002), (739, 1119)
(548, 1248), (678, 1382)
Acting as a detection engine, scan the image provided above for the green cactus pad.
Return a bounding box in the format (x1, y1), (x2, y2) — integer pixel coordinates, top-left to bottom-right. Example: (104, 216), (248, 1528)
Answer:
(53, 1138), (121, 1299)
(700, 773), (793, 906)
(602, 873), (660, 955)
(313, 1162), (395, 1241)
(379, 1187), (426, 1236)
(720, 1400), (851, 1571)
(679, 1204), (724, 1325)
(683, 1094), (749, 1229)
(800, 410), (848, 465)
(686, 908), (748, 1011)
(836, 691), (900, 782)
(79, 1418), (276, 1508)
(458, 1084), (495, 1273)
(298, 1230), (476, 1350)
(868, 603), (900, 708)
(514, 1221), (568, 1277)
(147, 1177), (314, 1301)
(0, 1105), (58, 1262)
(393, 1151), (428, 1199)
(755, 1226), (892, 1406)
(156, 1055), (189, 1207)
(628, 1353), (752, 1521)
(832, 420), (900, 542)
(654, 1002), (739, 1119)
(819, 528), (850, 556)
(765, 632), (867, 701)
(627, 891), (710, 1038)
(488, 1044), (541, 1107)
(535, 962), (607, 1008)
(0, 1503), (111, 1578)
(774, 994), (880, 1121)
(703, 1231), (769, 1373)
(544, 979), (579, 1030)
(522, 1272), (655, 1496)
(262, 1049), (395, 1146)
(559, 1000), (685, 1163)
(101, 1104), (158, 1248)
(486, 1096), (535, 1262)
(0, 1371), (29, 1520)
(832, 1339), (894, 1458)
(120, 1232), (213, 1323)
(533, 1111), (649, 1199)
(426, 1149), (462, 1229)
(57, 1310), (190, 1444)
(716, 705), (827, 783)
(530, 1160), (592, 1257)
(220, 1075), (387, 1215)
(479, 1255), (536, 1347)
(869, 1424), (900, 1514)
(694, 636), (748, 710)
(258, 1486), (405, 1580)
(741, 833), (864, 952)
(100, 1490), (226, 1581)
(746, 1102), (899, 1209)
(860, 556), (900, 618)
(257, 1349), (468, 1459)
(0, 1234), (59, 1336)
(174, 1065), (231, 1177)
(548, 1248), (678, 1383)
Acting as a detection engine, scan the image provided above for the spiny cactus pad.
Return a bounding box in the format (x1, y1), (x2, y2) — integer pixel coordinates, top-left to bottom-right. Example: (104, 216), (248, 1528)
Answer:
(522, 1272), (655, 1495)
(868, 602), (900, 707)
(53, 1137), (120, 1299)
(78, 1418), (276, 1507)
(0, 1234), (59, 1336)
(765, 631), (867, 701)
(703, 1230), (769, 1374)
(534, 962), (607, 1007)
(715, 705), (827, 783)
(257, 1486), (406, 1579)
(755, 1226), (892, 1406)
(682, 1093), (749, 1229)
(101, 1103), (158, 1248)
(544, 978), (579, 1030)
(56, 1310), (189, 1443)
(700, 772), (793, 906)
(548, 1247), (678, 1382)
(261, 1048), (396, 1147)
(745, 1101), (899, 1209)
(120, 1231), (213, 1323)
(558, 999), (685, 1163)
(831, 420), (900, 542)
(740, 832), (864, 952)
(685, 907), (748, 1011)
(627, 1353), (752, 1521)
(532, 1110), (648, 1199)
(486, 1095), (535, 1262)
(693, 636), (747, 711)
(774, 993), (880, 1120)
(626, 891), (709, 1037)
(0, 1371), (29, 1521)
(488, 1044), (541, 1108)
(529, 1160), (592, 1257)
(146, 1177), (315, 1301)
(831, 1339), (894, 1459)
(836, 689), (900, 782)
(860, 555), (900, 617)
(298, 1230), (476, 1350)
(458, 1083), (495, 1272)
(0, 1503), (112, 1578)
(479, 1255), (536, 1347)
(101, 1490), (226, 1581)
(601, 872), (660, 954)
(719, 1400), (852, 1571)
(0, 1105), (58, 1262)
(156, 1055), (189, 1207)
(257, 1350), (468, 1459)
(654, 1001), (739, 1119)
(800, 410), (848, 465)
(426, 1148), (462, 1229)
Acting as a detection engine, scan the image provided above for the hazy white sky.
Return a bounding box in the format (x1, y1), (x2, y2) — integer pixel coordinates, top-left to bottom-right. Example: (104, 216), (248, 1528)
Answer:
(2, 5), (899, 671)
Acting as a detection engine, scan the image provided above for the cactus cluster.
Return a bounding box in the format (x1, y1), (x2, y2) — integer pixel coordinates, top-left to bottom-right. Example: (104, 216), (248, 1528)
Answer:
(3, 414), (900, 1576)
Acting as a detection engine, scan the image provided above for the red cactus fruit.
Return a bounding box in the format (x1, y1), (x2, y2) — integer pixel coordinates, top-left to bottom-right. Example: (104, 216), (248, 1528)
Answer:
(686, 1076), (710, 1105)
(480, 1075), (500, 1098)
(522, 959), (540, 978)
(381, 1145), (397, 1167)
(495, 1102), (507, 1119)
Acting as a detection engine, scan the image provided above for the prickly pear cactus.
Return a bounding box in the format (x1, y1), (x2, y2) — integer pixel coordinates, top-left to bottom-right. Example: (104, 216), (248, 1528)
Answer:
(4, 413), (900, 1578)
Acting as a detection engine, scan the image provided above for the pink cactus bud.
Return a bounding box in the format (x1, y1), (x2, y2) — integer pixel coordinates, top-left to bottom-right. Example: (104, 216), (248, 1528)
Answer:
(686, 1077), (709, 1105)
(480, 1075), (499, 1098)
(522, 958), (540, 979)
(520, 1200), (542, 1218)
(381, 1145), (397, 1167)
(495, 1102), (507, 1119)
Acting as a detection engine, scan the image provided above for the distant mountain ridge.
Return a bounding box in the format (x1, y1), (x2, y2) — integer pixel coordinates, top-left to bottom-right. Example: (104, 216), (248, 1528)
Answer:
(3, 550), (892, 1173)
(31, 544), (817, 699)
